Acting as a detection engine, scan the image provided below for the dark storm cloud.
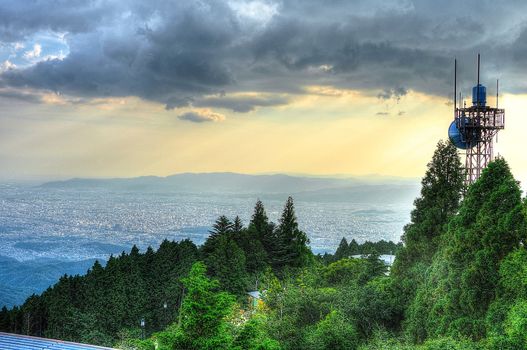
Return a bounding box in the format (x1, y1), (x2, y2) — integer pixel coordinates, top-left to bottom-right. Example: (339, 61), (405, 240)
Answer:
(1, 0), (527, 110)
(0, 89), (44, 104)
(0, 0), (116, 42)
(377, 88), (408, 101)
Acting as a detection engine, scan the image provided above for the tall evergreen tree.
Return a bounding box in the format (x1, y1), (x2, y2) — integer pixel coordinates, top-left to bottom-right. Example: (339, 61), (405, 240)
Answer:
(236, 201), (272, 274)
(248, 200), (275, 257)
(273, 197), (311, 271)
(348, 239), (360, 255)
(205, 235), (249, 295)
(394, 140), (464, 270)
(392, 140), (464, 306)
(170, 262), (236, 350)
(210, 216), (234, 238)
(202, 216), (234, 255)
(233, 216), (243, 234)
(334, 237), (349, 261)
(406, 158), (526, 341)
(250, 200), (269, 239)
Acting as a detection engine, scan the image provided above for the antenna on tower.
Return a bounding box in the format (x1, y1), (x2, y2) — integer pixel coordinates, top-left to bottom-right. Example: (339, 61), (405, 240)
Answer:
(454, 59), (457, 114)
(496, 79), (499, 108)
(447, 54), (505, 185)
(477, 53), (480, 107)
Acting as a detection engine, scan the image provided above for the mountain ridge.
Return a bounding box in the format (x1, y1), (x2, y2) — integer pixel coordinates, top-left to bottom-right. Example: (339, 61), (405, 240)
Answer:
(40, 172), (418, 196)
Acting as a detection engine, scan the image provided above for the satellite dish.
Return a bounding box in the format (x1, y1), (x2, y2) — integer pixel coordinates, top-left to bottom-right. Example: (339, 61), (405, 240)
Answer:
(448, 120), (470, 149)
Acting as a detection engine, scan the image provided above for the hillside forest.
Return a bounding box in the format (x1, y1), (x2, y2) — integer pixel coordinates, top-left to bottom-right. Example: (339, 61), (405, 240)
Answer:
(1, 140), (527, 350)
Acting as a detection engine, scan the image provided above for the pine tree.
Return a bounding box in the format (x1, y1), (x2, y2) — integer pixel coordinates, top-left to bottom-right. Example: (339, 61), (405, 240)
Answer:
(205, 235), (249, 295)
(392, 140), (464, 306)
(233, 216), (243, 234)
(394, 140), (464, 270)
(230, 201), (271, 274)
(248, 200), (275, 257)
(210, 216), (234, 238)
(334, 237), (349, 261)
(273, 197), (311, 271)
(349, 239), (360, 255)
(171, 262), (236, 350)
(250, 200), (269, 240)
(202, 216), (234, 255)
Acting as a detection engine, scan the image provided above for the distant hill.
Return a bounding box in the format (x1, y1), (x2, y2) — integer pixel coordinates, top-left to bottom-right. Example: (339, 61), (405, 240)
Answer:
(40, 173), (419, 203)
(0, 256), (103, 308)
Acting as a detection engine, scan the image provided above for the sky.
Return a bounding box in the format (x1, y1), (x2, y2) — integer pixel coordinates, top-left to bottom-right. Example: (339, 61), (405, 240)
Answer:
(1, 0), (527, 183)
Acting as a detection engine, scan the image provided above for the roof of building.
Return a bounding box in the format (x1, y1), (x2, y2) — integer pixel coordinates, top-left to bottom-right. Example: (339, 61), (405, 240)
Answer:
(0, 332), (116, 350)
(247, 291), (262, 299)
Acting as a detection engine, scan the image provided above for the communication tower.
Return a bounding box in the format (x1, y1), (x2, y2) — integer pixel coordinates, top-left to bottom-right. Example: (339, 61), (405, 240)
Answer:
(448, 54), (505, 185)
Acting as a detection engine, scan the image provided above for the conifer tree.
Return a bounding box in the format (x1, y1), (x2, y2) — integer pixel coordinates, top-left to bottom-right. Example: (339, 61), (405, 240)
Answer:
(250, 200), (269, 239)
(248, 200), (275, 257)
(170, 262), (236, 350)
(205, 235), (249, 295)
(233, 216), (243, 234)
(392, 140), (464, 306)
(210, 216), (234, 238)
(394, 140), (464, 271)
(334, 237), (349, 261)
(406, 158), (526, 340)
(273, 197), (310, 271)
(202, 216), (234, 255)
(348, 239), (360, 255)
(235, 200), (271, 274)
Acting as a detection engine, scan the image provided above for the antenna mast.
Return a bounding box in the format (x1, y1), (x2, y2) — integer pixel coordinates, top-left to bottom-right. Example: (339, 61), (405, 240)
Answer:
(447, 54), (505, 185)
(454, 58), (457, 114)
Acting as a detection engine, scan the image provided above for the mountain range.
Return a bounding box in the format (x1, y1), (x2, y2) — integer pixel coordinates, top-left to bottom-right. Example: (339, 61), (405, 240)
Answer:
(41, 172), (419, 204)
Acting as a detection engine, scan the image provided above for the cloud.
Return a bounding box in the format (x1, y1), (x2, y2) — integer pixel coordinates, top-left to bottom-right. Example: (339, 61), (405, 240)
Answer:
(377, 87), (408, 102)
(0, 60), (16, 72)
(1, 0), (527, 110)
(177, 110), (226, 123)
(23, 43), (42, 60)
(193, 93), (289, 112)
(14, 42), (24, 51)
(0, 88), (44, 103)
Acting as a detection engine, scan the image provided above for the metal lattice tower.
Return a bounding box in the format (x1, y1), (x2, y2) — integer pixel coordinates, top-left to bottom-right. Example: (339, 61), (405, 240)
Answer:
(449, 55), (505, 186)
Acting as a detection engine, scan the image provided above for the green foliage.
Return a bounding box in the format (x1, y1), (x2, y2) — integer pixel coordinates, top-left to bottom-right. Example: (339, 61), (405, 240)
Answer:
(272, 197), (311, 272)
(0, 239), (200, 346)
(497, 248), (527, 300)
(330, 238), (402, 262)
(405, 158), (526, 341)
(169, 262), (236, 350)
(334, 237), (350, 261)
(5, 148), (527, 350)
(418, 337), (483, 350)
(322, 258), (366, 285)
(205, 235), (249, 295)
(392, 140), (464, 305)
(202, 216), (234, 255)
(502, 300), (527, 347)
(233, 314), (282, 350)
(115, 328), (155, 350)
(305, 310), (359, 350)
(340, 276), (401, 338)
